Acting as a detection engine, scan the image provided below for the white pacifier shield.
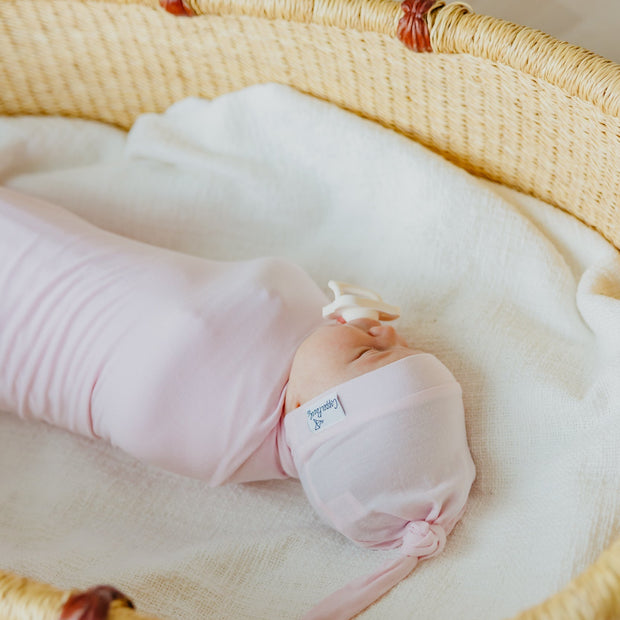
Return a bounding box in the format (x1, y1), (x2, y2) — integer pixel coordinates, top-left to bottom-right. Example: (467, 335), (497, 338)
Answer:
(322, 280), (400, 323)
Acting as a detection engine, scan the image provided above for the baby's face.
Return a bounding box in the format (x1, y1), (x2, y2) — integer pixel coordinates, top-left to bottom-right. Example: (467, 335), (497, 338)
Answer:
(284, 319), (420, 414)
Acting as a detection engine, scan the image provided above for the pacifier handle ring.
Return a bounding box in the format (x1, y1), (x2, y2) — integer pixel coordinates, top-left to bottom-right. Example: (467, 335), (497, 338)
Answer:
(322, 280), (401, 322)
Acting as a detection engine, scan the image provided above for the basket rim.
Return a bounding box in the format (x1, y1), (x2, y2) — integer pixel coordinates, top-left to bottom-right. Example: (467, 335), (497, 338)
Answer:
(131, 0), (620, 117)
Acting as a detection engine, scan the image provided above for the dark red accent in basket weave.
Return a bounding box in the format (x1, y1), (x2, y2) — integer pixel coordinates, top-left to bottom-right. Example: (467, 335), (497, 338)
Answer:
(159, 0), (197, 16)
(60, 585), (135, 620)
(398, 0), (435, 52)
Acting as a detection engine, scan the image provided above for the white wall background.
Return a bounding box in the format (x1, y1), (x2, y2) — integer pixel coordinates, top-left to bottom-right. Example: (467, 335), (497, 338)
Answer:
(468, 0), (619, 63)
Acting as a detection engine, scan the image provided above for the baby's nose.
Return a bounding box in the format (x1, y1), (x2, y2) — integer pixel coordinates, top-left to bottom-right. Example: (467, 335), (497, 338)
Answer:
(368, 324), (399, 345)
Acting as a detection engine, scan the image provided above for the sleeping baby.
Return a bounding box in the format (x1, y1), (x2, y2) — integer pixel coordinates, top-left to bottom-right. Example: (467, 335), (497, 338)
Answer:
(0, 186), (475, 620)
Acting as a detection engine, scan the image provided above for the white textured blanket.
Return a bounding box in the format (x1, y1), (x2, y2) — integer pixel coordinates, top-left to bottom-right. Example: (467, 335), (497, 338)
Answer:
(1, 85), (619, 619)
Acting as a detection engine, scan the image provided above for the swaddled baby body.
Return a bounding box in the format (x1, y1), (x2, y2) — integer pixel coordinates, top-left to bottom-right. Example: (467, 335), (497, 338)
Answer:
(0, 186), (323, 484)
(0, 187), (475, 620)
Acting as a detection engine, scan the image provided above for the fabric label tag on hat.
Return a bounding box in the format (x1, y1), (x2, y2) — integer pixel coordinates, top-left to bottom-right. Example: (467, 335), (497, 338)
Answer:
(305, 393), (345, 433)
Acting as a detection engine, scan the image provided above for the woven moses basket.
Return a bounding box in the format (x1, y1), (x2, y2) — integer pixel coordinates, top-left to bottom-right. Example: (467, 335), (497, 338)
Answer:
(1, 0), (619, 618)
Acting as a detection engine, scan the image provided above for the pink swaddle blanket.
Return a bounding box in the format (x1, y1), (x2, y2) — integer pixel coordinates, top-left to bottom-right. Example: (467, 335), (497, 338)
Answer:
(0, 186), (327, 484)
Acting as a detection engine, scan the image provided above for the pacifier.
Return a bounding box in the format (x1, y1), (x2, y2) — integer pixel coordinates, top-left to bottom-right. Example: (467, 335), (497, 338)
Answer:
(322, 280), (400, 323)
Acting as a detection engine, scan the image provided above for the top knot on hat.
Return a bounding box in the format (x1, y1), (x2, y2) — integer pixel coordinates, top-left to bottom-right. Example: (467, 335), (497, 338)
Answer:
(401, 521), (446, 558)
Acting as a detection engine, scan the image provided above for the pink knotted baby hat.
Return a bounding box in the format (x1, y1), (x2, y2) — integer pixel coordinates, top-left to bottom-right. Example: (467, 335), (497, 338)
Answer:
(282, 353), (476, 619)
